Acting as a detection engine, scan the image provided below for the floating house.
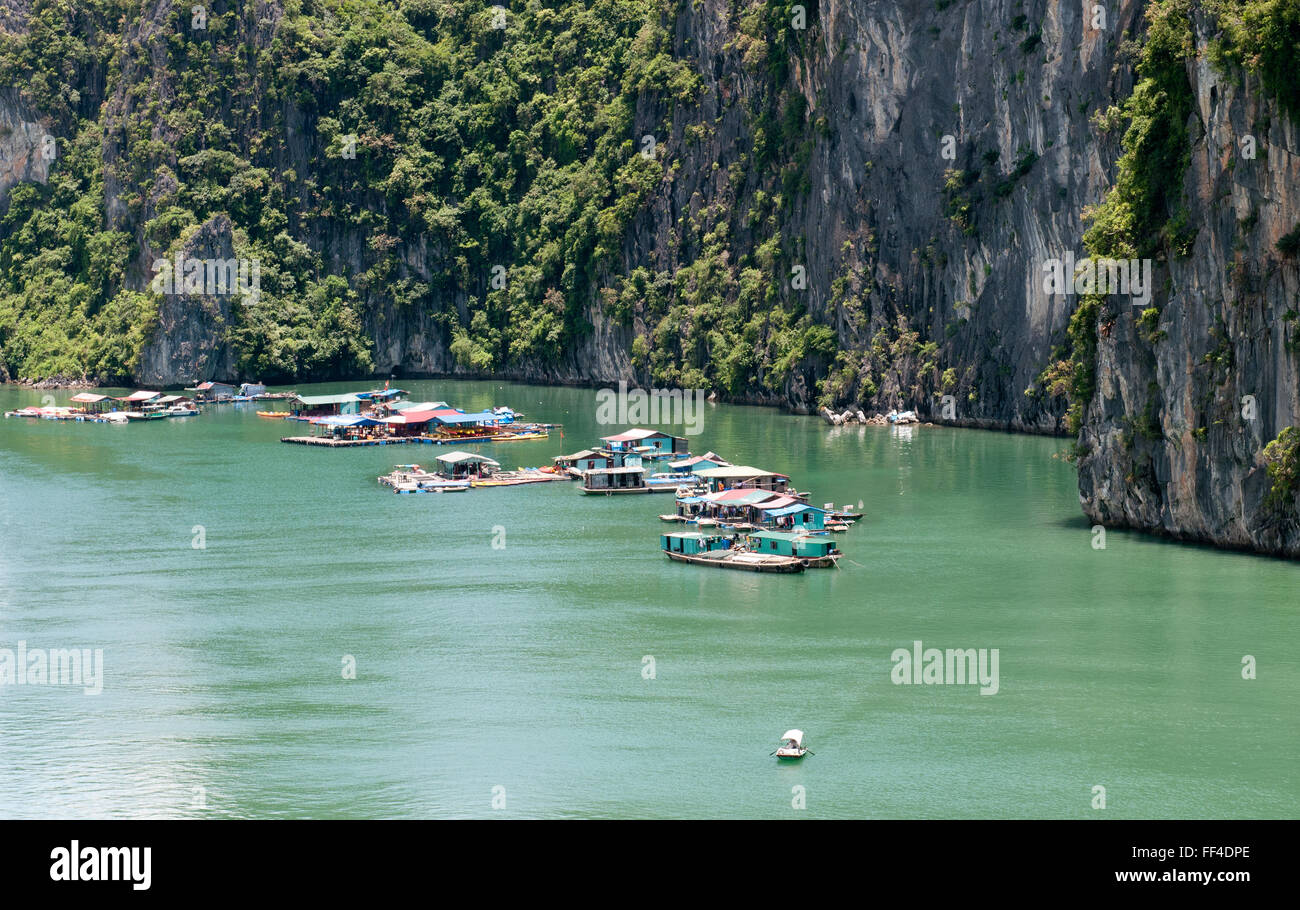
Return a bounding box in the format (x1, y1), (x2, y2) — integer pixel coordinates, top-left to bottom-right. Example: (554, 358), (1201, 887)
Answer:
(69, 392), (111, 414)
(698, 488), (785, 525)
(757, 501), (829, 531)
(239, 382), (267, 397)
(356, 388), (405, 404)
(379, 408), (446, 436)
(290, 392), (363, 418)
(186, 381), (237, 400)
(661, 531), (732, 556)
(693, 464), (791, 494)
(667, 452), (729, 474)
(671, 494), (711, 522)
(311, 414), (385, 439)
(390, 400), (450, 412)
(580, 465), (648, 494)
(554, 449), (608, 474)
(744, 530), (841, 567)
(433, 409), (502, 430)
(114, 390), (162, 407)
(599, 428), (688, 458)
(554, 449), (643, 475)
(435, 451), (501, 480)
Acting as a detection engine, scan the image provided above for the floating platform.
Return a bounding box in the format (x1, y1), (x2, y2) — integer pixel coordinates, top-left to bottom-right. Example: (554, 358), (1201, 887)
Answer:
(471, 470), (568, 487)
(281, 432), (549, 446)
(281, 435), (425, 447)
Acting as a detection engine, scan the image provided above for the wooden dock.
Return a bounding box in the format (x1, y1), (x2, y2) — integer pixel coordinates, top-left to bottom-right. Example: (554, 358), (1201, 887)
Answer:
(281, 435), (433, 447)
(281, 433), (551, 447)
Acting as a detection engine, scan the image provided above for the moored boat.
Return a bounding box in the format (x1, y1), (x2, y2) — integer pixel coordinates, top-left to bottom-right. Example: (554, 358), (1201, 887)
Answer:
(661, 532), (805, 573)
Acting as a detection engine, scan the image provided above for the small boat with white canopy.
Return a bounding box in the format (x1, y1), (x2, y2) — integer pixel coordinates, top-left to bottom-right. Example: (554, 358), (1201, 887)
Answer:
(774, 729), (809, 760)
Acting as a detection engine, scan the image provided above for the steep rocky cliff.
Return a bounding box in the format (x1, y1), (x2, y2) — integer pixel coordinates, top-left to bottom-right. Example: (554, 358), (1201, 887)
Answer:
(134, 214), (242, 386)
(634, 0), (1139, 425)
(1075, 6), (1300, 556)
(0, 87), (48, 207)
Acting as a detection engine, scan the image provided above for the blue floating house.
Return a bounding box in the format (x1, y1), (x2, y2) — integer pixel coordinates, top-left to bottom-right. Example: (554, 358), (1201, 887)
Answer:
(758, 502), (829, 531)
(601, 427), (689, 457)
(744, 530), (841, 567)
(660, 532), (732, 555)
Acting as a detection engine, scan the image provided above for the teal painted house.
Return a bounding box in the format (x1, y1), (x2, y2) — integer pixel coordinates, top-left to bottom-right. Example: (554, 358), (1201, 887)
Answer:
(661, 532), (732, 555)
(758, 502), (829, 531)
(745, 531), (840, 563)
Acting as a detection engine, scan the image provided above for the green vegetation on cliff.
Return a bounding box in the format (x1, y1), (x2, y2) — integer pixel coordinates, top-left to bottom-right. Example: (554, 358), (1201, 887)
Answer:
(0, 0), (700, 382)
(1039, 0), (1196, 441)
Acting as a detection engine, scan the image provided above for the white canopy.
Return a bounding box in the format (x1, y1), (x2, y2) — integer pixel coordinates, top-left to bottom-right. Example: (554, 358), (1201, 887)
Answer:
(781, 729), (804, 745)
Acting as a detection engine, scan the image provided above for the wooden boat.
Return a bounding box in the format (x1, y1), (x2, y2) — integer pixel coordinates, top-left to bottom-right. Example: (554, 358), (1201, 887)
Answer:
(124, 409), (167, 421)
(659, 513), (689, 522)
(164, 405), (199, 417)
(775, 729), (809, 760)
(664, 548), (805, 573)
(661, 532), (805, 573)
(393, 480), (470, 494)
(493, 430), (549, 441)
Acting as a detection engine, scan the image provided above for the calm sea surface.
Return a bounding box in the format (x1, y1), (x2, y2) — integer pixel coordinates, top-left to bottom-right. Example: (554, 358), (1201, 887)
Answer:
(0, 380), (1295, 818)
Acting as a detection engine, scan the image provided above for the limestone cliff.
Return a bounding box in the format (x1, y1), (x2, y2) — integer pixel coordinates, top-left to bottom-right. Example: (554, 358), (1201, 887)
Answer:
(0, 87), (48, 207)
(1075, 9), (1300, 557)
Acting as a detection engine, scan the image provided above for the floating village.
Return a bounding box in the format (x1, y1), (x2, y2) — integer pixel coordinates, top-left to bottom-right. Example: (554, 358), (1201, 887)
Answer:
(6, 382), (864, 574)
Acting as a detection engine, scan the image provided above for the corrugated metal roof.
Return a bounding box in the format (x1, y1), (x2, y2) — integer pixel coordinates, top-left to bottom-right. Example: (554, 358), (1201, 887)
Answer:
(311, 415), (382, 427)
(434, 410), (500, 424)
(761, 503), (822, 517)
(747, 530), (812, 540)
(435, 451), (500, 465)
(694, 465), (788, 479)
(295, 393), (362, 406)
(707, 489), (780, 503)
(391, 400), (449, 411)
(601, 427), (683, 442)
(383, 409), (441, 424)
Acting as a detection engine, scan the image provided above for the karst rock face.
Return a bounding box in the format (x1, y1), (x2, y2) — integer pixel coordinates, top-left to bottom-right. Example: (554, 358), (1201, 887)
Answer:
(1073, 12), (1300, 558)
(0, 88), (51, 208)
(2, 1), (1298, 555)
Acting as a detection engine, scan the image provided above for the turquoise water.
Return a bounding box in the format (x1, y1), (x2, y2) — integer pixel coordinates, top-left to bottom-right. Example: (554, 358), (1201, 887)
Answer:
(0, 380), (1295, 818)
